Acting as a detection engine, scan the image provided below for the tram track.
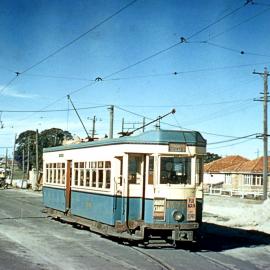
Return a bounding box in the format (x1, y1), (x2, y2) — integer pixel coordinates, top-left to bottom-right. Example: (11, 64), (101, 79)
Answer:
(192, 252), (241, 270)
(130, 246), (176, 270)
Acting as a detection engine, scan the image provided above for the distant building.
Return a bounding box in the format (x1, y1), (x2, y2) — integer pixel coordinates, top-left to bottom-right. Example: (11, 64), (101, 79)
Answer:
(204, 155), (249, 186)
(222, 156), (270, 193)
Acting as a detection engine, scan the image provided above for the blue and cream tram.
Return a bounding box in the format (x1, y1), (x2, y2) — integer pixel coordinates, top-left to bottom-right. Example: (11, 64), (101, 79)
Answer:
(43, 129), (206, 245)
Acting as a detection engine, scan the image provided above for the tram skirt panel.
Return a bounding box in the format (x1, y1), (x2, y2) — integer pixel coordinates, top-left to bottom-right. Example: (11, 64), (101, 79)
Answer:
(43, 186), (66, 212)
(70, 191), (115, 225)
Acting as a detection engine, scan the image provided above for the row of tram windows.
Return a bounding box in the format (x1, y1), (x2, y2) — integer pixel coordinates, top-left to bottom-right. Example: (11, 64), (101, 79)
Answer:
(45, 163), (66, 184)
(74, 161), (111, 189)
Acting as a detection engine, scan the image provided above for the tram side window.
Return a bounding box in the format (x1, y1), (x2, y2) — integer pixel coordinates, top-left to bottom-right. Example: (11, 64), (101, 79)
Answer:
(148, 156), (154, 185)
(160, 157), (191, 185)
(61, 163), (65, 185)
(105, 161), (111, 189)
(57, 163), (61, 184)
(79, 162), (85, 186)
(45, 164), (49, 183)
(45, 162), (66, 185)
(85, 169), (90, 186)
(128, 156), (142, 184)
(49, 164), (53, 183)
(53, 163), (57, 183)
(92, 169), (97, 188)
(74, 162), (79, 186)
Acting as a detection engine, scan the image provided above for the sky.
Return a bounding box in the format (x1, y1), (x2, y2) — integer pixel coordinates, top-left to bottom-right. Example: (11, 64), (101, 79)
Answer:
(1, 0), (270, 159)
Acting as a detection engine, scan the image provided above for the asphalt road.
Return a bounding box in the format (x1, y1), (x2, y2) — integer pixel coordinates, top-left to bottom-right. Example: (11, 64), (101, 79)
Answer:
(0, 188), (269, 270)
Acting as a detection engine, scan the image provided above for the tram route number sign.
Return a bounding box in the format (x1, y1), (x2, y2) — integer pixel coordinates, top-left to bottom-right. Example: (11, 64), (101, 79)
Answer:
(168, 143), (186, 152)
(187, 197), (196, 221)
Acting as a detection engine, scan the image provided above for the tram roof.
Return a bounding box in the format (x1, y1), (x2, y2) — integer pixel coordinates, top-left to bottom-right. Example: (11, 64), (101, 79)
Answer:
(43, 129), (206, 153)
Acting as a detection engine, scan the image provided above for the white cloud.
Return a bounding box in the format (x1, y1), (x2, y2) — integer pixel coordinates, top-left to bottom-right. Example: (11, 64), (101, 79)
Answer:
(1, 87), (38, 99)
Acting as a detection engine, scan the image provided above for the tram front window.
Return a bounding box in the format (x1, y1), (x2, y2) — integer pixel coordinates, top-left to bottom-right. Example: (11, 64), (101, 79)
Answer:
(160, 157), (191, 185)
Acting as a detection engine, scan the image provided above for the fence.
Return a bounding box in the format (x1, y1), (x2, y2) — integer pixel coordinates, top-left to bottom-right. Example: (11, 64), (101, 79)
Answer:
(204, 185), (270, 199)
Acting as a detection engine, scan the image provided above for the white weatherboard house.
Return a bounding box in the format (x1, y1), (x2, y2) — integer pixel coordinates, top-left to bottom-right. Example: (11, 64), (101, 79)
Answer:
(203, 155), (249, 187)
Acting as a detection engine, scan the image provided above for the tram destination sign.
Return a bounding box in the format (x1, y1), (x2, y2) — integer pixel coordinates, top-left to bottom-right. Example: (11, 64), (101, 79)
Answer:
(168, 143), (186, 152)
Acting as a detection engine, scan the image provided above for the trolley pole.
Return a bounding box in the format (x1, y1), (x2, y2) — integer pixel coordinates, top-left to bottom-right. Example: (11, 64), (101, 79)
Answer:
(254, 67), (270, 200)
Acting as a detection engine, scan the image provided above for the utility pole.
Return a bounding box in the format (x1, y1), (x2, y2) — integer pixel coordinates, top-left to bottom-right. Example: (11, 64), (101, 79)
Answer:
(36, 129), (39, 185)
(10, 134), (16, 185)
(91, 116), (96, 139)
(108, 105), (114, 139)
(22, 148), (25, 174)
(254, 67), (270, 200)
(27, 137), (30, 176)
(4, 148), (8, 178)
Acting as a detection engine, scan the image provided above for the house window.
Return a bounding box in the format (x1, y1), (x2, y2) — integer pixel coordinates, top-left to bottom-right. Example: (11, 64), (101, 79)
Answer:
(243, 174), (252, 185)
(253, 175), (263, 186)
(225, 174), (232, 184)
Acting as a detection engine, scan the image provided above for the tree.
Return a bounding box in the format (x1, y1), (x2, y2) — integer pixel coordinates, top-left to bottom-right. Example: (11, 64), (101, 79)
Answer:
(15, 128), (73, 171)
(204, 152), (221, 164)
(15, 130), (36, 171)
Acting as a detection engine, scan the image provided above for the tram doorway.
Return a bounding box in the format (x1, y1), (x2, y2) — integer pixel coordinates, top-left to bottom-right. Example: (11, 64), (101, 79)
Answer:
(126, 154), (146, 222)
(65, 160), (72, 211)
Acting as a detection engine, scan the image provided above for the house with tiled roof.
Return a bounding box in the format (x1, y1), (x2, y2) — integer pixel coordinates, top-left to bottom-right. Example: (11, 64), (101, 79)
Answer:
(204, 155), (249, 186)
(222, 156), (270, 194)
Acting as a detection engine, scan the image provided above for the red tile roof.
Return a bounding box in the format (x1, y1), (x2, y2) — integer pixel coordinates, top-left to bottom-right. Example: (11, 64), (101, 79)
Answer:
(204, 155), (249, 173)
(223, 156), (270, 173)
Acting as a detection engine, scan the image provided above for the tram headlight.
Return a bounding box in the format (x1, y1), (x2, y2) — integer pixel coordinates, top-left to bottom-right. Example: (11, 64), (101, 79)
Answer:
(172, 210), (183, 222)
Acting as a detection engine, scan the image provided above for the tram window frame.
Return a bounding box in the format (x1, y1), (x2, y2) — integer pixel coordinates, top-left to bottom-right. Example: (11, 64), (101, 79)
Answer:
(148, 156), (154, 185)
(159, 156), (192, 185)
(196, 157), (203, 185)
(128, 155), (143, 184)
(61, 163), (65, 184)
(74, 162), (79, 186)
(85, 169), (90, 187)
(72, 160), (111, 190)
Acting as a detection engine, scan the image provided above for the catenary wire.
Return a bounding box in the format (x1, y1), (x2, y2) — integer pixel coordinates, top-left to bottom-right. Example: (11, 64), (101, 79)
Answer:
(207, 6), (270, 41)
(0, 76), (19, 95)
(0, 1), (138, 97)
(208, 137), (258, 150)
(186, 1), (251, 40)
(19, 0), (139, 74)
(20, 61), (270, 83)
(204, 41), (270, 58)
(114, 105), (252, 139)
(12, 0), (253, 123)
(0, 105), (108, 113)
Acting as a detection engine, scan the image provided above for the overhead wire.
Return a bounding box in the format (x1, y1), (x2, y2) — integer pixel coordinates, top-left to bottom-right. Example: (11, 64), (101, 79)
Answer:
(0, 0), (138, 98)
(208, 137), (258, 150)
(9, 0), (253, 124)
(204, 41), (270, 58)
(19, 60), (270, 83)
(114, 105), (254, 139)
(208, 133), (258, 145)
(207, 5), (270, 41)
(0, 105), (108, 113)
(19, 0), (139, 75)
(186, 1), (250, 40)
(0, 76), (19, 96)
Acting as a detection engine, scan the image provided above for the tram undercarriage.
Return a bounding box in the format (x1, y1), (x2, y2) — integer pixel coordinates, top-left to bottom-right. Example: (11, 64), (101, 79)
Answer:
(45, 208), (199, 246)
